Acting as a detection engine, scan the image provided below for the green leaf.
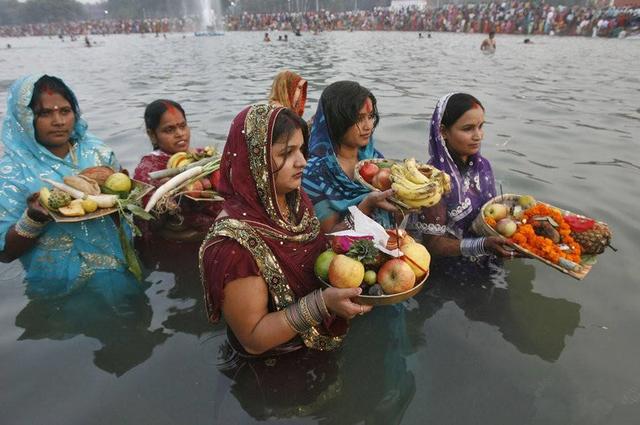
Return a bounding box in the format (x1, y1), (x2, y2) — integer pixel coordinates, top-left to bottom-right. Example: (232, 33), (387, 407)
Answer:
(125, 204), (154, 221)
(117, 221), (143, 282)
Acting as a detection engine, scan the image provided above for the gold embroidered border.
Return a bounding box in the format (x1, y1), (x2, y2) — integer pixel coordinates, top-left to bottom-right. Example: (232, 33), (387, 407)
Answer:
(199, 218), (343, 351)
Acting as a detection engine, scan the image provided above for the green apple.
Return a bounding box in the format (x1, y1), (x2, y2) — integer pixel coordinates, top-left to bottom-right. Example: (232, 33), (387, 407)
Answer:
(484, 203), (508, 221)
(314, 249), (336, 282)
(363, 270), (377, 285)
(518, 195), (536, 210)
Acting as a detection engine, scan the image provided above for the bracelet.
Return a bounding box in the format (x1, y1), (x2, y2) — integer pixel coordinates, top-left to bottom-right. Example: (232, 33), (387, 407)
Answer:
(460, 237), (488, 257)
(14, 210), (48, 239)
(283, 290), (330, 334)
(341, 212), (354, 230)
(314, 289), (331, 320)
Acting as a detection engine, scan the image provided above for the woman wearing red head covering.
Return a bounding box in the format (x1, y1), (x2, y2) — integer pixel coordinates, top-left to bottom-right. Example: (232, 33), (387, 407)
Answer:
(268, 70), (308, 118)
(200, 104), (370, 356)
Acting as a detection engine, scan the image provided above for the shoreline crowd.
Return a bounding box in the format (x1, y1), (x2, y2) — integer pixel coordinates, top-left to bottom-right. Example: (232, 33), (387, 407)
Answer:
(1, 3), (639, 39)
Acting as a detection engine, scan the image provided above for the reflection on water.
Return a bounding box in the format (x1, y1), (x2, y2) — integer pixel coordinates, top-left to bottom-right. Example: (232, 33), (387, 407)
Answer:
(15, 272), (168, 376)
(1, 32), (640, 424)
(213, 305), (415, 425)
(410, 259), (580, 363)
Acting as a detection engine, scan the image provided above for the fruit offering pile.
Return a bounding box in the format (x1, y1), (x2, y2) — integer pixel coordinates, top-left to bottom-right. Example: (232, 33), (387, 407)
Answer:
(357, 158), (451, 209)
(40, 167), (139, 218)
(165, 147), (221, 199)
(314, 230), (431, 299)
(482, 195), (611, 272)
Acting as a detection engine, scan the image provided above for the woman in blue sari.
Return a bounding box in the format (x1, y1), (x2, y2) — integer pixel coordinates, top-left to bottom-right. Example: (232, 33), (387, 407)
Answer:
(302, 81), (396, 232)
(0, 74), (136, 298)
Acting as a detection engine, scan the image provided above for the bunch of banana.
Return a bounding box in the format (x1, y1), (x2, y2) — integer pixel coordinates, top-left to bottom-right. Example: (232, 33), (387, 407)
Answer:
(390, 158), (451, 209)
(166, 152), (194, 169)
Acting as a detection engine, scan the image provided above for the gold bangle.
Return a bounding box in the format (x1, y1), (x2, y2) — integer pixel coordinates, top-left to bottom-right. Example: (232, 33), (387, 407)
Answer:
(299, 296), (320, 328)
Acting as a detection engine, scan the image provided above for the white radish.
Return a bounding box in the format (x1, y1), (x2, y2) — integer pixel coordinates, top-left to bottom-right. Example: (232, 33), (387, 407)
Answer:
(144, 166), (204, 212)
(42, 178), (118, 208)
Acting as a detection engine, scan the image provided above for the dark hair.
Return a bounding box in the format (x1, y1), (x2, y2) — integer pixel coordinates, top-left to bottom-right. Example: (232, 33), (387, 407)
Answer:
(29, 75), (79, 118)
(489, 31), (496, 37)
(271, 108), (309, 172)
(320, 81), (379, 146)
(441, 93), (484, 129)
(144, 99), (186, 132)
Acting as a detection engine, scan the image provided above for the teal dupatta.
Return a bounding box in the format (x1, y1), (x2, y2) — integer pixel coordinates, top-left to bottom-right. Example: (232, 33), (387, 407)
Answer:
(0, 75), (132, 297)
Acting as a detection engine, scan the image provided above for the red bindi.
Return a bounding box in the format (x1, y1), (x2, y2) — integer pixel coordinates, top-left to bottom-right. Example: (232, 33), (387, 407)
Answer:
(364, 97), (373, 113)
(42, 84), (55, 96)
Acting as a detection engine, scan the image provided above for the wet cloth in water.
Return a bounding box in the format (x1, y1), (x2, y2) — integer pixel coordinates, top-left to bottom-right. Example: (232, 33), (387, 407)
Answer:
(200, 104), (346, 354)
(302, 100), (393, 228)
(412, 93), (496, 239)
(0, 74), (129, 297)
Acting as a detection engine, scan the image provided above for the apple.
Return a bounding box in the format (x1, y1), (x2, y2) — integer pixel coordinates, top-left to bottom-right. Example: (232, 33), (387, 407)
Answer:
(518, 195), (536, 210)
(209, 169), (221, 190)
(496, 218), (518, 237)
(377, 258), (416, 294)
(328, 254), (365, 289)
(385, 229), (415, 250)
(314, 249), (336, 282)
(371, 168), (392, 191)
(400, 242), (431, 279)
(363, 270), (377, 285)
(359, 162), (380, 184)
(185, 180), (204, 197)
(484, 203), (508, 221)
(200, 177), (212, 190)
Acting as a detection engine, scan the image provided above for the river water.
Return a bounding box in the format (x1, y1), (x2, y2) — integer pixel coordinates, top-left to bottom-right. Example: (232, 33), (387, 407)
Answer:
(1, 32), (639, 425)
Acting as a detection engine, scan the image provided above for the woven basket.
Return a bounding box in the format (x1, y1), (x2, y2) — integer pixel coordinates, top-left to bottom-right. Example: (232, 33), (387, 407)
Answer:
(471, 194), (604, 280)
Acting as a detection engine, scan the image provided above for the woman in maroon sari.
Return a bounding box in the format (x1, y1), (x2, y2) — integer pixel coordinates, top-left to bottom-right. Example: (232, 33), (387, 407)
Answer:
(200, 104), (370, 356)
(134, 99), (220, 242)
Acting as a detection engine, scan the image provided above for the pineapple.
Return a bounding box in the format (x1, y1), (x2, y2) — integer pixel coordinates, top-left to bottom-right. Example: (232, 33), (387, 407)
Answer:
(571, 222), (612, 255)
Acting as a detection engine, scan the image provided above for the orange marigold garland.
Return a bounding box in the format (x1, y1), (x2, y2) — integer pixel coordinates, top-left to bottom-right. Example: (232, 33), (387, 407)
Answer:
(508, 204), (581, 265)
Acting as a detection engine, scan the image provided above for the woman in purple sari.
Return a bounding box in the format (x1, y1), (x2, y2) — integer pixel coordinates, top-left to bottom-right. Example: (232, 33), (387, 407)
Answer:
(412, 93), (513, 260)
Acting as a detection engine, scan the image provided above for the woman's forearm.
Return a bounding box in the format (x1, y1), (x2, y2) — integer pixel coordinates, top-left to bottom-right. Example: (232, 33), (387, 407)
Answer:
(0, 227), (40, 263)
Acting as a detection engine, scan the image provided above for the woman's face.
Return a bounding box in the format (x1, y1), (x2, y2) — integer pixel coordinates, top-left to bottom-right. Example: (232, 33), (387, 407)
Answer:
(33, 92), (75, 150)
(340, 98), (375, 149)
(441, 106), (485, 161)
(149, 108), (190, 154)
(271, 128), (307, 196)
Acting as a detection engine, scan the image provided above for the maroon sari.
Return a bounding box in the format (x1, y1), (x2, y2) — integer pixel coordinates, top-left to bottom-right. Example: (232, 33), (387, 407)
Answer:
(133, 149), (221, 243)
(200, 104), (346, 353)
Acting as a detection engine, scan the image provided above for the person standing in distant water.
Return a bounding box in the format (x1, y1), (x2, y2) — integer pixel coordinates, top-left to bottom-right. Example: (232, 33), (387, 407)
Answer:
(419, 33), (423, 38)
(480, 31), (496, 52)
(268, 70), (307, 118)
(264, 33), (271, 42)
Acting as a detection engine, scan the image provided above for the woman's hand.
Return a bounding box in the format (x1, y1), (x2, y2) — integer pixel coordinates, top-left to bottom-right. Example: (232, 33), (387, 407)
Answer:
(359, 189), (398, 215)
(322, 287), (373, 319)
(26, 193), (52, 224)
(484, 236), (520, 258)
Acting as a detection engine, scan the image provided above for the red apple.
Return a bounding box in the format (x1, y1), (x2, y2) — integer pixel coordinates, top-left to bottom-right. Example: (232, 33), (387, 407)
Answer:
(185, 180), (204, 197)
(496, 218), (517, 237)
(372, 168), (392, 191)
(328, 254), (365, 289)
(377, 258), (416, 294)
(209, 169), (221, 190)
(200, 177), (212, 190)
(359, 162), (380, 184)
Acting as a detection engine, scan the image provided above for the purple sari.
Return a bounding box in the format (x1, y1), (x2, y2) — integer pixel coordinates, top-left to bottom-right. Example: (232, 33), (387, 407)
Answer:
(415, 93), (496, 239)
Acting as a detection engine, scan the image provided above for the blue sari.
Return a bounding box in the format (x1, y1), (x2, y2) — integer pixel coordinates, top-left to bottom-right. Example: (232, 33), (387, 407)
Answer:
(0, 75), (132, 297)
(302, 101), (393, 228)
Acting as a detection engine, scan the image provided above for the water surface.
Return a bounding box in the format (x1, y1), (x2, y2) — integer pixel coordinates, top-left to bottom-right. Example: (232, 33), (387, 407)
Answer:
(1, 32), (639, 424)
